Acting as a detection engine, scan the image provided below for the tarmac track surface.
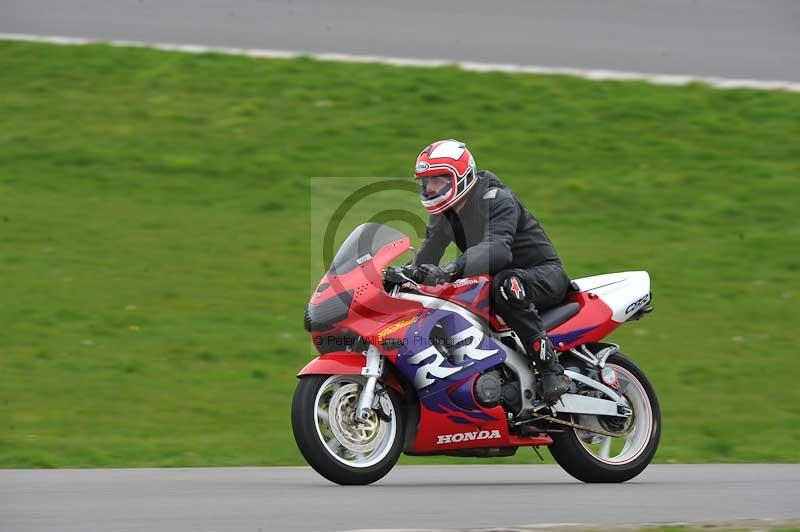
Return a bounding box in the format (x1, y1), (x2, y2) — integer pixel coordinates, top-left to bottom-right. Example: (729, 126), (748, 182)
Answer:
(2, 465), (799, 532)
(1, 0), (799, 82)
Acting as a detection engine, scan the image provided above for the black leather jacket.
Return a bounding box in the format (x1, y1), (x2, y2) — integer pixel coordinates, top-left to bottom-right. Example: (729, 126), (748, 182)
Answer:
(415, 171), (565, 277)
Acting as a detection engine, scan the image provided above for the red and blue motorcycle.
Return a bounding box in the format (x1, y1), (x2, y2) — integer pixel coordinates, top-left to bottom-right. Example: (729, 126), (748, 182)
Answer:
(292, 223), (660, 485)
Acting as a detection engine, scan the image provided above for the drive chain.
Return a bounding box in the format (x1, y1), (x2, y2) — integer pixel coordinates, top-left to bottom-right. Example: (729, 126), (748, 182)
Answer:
(529, 413), (621, 438)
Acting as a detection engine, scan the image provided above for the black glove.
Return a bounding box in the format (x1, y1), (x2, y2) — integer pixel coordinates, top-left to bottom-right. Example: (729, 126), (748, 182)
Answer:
(383, 265), (431, 285)
(441, 260), (462, 279)
(383, 266), (409, 285)
(414, 264), (453, 286)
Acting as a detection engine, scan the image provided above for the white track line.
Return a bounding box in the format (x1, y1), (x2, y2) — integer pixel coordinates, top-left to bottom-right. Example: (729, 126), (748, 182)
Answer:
(2, 33), (799, 93)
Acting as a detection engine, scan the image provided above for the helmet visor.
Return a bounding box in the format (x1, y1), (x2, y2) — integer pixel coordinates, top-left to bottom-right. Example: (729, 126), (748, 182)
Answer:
(419, 175), (453, 203)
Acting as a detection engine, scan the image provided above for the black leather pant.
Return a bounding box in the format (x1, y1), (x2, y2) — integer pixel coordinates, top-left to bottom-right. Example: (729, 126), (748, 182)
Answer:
(490, 262), (570, 345)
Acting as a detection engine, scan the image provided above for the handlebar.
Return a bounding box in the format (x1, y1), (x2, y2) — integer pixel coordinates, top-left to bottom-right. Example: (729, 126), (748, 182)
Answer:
(383, 265), (421, 287)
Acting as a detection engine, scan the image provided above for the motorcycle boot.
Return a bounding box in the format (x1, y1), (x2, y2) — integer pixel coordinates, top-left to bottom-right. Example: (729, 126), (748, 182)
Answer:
(529, 333), (570, 403)
(490, 269), (571, 404)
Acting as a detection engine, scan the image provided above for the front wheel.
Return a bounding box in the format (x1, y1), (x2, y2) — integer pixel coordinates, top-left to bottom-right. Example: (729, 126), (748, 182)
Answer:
(291, 374), (404, 485)
(549, 352), (661, 483)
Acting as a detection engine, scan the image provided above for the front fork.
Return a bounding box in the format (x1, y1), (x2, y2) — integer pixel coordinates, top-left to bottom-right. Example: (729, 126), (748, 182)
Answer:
(356, 344), (384, 423)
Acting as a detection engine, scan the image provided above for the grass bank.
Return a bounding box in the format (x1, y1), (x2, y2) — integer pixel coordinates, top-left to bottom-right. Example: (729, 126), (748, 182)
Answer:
(1, 41), (798, 467)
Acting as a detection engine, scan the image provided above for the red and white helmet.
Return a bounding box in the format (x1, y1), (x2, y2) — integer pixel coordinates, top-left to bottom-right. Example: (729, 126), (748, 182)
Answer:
(414, 139), (477, 215)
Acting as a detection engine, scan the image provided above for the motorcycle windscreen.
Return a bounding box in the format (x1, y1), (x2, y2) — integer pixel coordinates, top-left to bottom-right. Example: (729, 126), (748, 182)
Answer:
(327, 223), (407, 276)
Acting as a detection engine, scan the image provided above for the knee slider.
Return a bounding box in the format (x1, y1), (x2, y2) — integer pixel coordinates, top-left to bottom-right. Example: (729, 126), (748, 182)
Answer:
(492, 271), (531, 310)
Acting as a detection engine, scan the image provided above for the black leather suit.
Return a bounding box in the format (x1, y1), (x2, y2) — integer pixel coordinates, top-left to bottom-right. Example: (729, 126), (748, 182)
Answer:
(415, 171), (570, 344)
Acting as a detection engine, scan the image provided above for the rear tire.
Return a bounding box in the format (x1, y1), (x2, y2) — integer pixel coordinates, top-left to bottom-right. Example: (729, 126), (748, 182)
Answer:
(291, 374), (404, 485)
(549, 352), (660, 483)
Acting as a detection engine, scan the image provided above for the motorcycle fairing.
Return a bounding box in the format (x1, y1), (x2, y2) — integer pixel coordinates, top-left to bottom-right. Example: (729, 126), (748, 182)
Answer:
(298, 352), (366, 376)
(547, 271), (651, 351)
(408, 400), (552, 453)
(297, 351), (407, 395)
(416, 277), (509, 331)
(392, 307), (542, 452)
(572, 271), (651, 322)
(395, 309), (506, 418)
(307, 223), (423, 353)
(548, 292), (618, 351)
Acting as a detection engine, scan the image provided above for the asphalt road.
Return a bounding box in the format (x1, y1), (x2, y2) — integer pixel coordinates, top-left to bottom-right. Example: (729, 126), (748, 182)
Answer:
(2, 465), (799, 532)
(1, 0), (799, 82)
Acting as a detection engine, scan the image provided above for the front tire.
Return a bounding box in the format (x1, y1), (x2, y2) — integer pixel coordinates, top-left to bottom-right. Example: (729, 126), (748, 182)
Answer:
(291, 374), (404, 485)
(549, 352), (661, 483)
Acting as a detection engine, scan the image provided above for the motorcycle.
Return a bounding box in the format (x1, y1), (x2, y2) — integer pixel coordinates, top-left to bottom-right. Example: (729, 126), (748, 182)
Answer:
(292, 223), (660, 485)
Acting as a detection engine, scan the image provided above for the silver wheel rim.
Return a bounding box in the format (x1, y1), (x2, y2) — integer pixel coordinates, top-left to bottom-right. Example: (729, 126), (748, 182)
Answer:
(313, 375), (397, 468)
(574, 363), (653, 465)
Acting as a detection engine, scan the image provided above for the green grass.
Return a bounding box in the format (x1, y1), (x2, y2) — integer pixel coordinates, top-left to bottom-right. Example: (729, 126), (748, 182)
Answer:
(1, 41), (799, 467)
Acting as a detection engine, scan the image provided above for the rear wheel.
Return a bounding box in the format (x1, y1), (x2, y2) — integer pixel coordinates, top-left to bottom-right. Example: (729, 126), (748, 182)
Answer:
(291, 374), (404, 485)
(549, 352), (660, 483)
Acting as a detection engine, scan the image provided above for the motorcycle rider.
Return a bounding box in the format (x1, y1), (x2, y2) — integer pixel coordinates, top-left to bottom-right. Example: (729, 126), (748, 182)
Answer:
(410, 139), (571, 404)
